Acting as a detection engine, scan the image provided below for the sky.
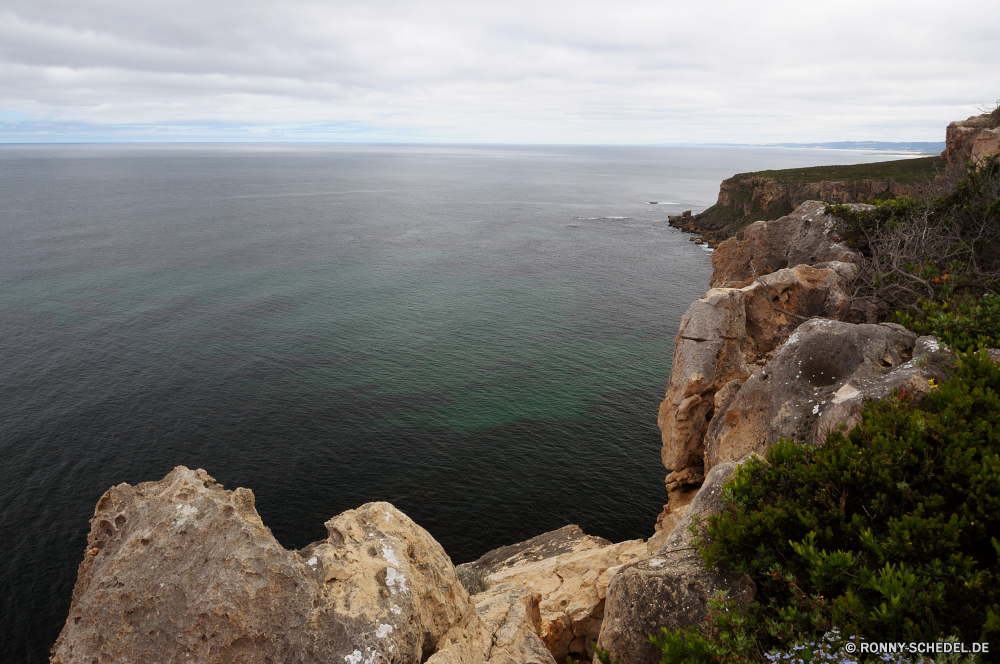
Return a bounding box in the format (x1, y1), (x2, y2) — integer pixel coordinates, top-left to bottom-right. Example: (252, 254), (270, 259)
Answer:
(0, 0), (998, 144)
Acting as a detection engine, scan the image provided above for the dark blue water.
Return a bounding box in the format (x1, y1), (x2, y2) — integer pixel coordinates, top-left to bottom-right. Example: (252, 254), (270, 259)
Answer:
(0, 144), (910, 662)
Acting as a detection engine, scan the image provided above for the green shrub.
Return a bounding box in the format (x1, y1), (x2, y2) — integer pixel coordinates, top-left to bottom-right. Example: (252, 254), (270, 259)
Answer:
(825, 155), (1000, 317)
(653, 350), (1000, 663)
(892, 294), (1000, 351)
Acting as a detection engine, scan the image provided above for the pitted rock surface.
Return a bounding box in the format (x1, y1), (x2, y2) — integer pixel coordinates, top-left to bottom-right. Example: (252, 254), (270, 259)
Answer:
(656, 461), (739, 554)
(703, 322), (954, 470)
(657, 260), (860, 476)
(51, 467), (477, 664)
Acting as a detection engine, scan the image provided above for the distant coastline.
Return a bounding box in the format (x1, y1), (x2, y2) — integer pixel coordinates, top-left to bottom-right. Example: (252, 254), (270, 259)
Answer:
(699, 140), (945, 155)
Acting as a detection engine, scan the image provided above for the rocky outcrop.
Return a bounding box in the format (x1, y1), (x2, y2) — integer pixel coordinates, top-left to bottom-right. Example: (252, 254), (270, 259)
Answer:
(51, 466), (543, 664)
(656, 257), (867, 525)
(716, 176), (937, 221)
(942, 113), (1000, 181)
(463, 526), (645, 662)
(596, 462), (755, 664)
(670, 163), (945, 245)
(656, 201), (879, 529)
(709, 201), (860, 288)
(429, 585), (556, 664)
(703, 321), (954, 470)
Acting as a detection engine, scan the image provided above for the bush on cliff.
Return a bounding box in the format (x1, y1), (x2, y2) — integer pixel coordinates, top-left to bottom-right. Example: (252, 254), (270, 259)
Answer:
(456, 565), (489, 595)
(652, 350), (1000, 663)
(893, 294), (1000, 352)
(826, 154), (1000, 321)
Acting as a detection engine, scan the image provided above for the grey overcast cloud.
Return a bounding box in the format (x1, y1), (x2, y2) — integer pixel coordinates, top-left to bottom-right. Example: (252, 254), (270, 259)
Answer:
(1, 0), (998, 143)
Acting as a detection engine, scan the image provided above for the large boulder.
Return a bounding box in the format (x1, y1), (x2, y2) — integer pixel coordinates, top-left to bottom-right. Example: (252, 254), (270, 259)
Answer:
(942, 113), (1000, 181)
(656, 260), (865, 527)
(51, 467), (478, 664)
(709, 201), (860, 289)
(704, 322), (951, 470)
(429, 585), (556, 664)
(463, 526), (645, 662)
(596, 462), (755, 664)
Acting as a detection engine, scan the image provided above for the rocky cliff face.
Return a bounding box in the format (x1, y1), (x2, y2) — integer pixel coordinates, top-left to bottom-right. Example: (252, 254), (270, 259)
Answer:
(717, 175), (937, 220)
(651, 199), (957, 547)
(593, 197), (965, 663)
(597, 462), (756, 664)
(941, 112), (1000, 181)
(678, 111), (1000, 246)
(672, 173), (944, 246)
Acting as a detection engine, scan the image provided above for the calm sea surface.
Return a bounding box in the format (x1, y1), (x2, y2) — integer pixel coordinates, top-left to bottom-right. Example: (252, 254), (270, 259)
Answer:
(0, 144), (910, 661)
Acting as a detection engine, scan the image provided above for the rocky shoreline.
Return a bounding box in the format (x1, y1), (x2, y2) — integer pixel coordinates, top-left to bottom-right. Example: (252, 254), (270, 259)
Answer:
(50, 112), (1000, 664)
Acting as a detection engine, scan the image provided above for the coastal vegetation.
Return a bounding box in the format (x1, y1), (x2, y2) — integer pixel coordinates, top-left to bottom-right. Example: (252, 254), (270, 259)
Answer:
(827, 154), (1000, 329)
(740, 156), (944, 186)
(456, 564), (490, 595)
(648, 156), (1000, 662)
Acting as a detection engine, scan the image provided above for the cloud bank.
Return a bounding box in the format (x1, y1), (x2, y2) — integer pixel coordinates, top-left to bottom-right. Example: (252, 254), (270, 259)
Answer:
(1, 0), (998, 143)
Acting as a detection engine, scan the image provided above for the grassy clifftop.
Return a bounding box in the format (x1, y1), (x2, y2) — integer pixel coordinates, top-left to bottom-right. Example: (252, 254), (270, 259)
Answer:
(734, 155), (944, 185)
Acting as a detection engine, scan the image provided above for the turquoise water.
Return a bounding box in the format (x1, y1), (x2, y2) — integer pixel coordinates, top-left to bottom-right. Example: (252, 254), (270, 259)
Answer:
(0, 143), (912, 661)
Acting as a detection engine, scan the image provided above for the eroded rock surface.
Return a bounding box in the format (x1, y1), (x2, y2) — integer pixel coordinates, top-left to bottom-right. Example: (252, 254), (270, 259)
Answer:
(704, 323), (953, 470)
(709, 201), (860, 289)
(656, 202), (886, 528)
(596, 462), (755, 664)
(656, 260), (863, 514)
(464, 526), (645, 662)
(52, 467), (477, 664)
(476, 586), (556, 664)
(942, 113), (1000, 181)
(428, 585), (556, 664)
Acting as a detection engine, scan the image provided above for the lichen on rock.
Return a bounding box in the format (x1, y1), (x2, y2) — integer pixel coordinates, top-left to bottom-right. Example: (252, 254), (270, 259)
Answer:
(51, 467), (480, 664)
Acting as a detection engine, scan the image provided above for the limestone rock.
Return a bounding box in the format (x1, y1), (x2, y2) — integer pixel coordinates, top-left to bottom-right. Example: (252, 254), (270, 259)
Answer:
(657, 260), (861, 492)
(597, 463), (754, 664)
(51, 467), (476, 664)
(942, 113), (1000, 181)
(655, 461), (739, 554)
(704, 322), (953, 470)
(709, 201), (860, 289)
(813, 334), (954, 441)
(427, 584), (556, 664)
(466, 527), (645, 662)
(461, 524), (611, 576)
(476, 585), (556, 664)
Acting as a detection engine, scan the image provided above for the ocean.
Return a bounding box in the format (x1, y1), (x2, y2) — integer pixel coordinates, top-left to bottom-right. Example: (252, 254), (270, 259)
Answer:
(0, 143), (911, 661)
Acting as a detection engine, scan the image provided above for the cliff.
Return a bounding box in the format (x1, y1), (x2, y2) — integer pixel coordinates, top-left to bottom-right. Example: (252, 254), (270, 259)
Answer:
(941, 111), (1000, 180)
(671, 156), (946, 246)
(676, 110), (1000, 246)
(51, 112), (1000, 664)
